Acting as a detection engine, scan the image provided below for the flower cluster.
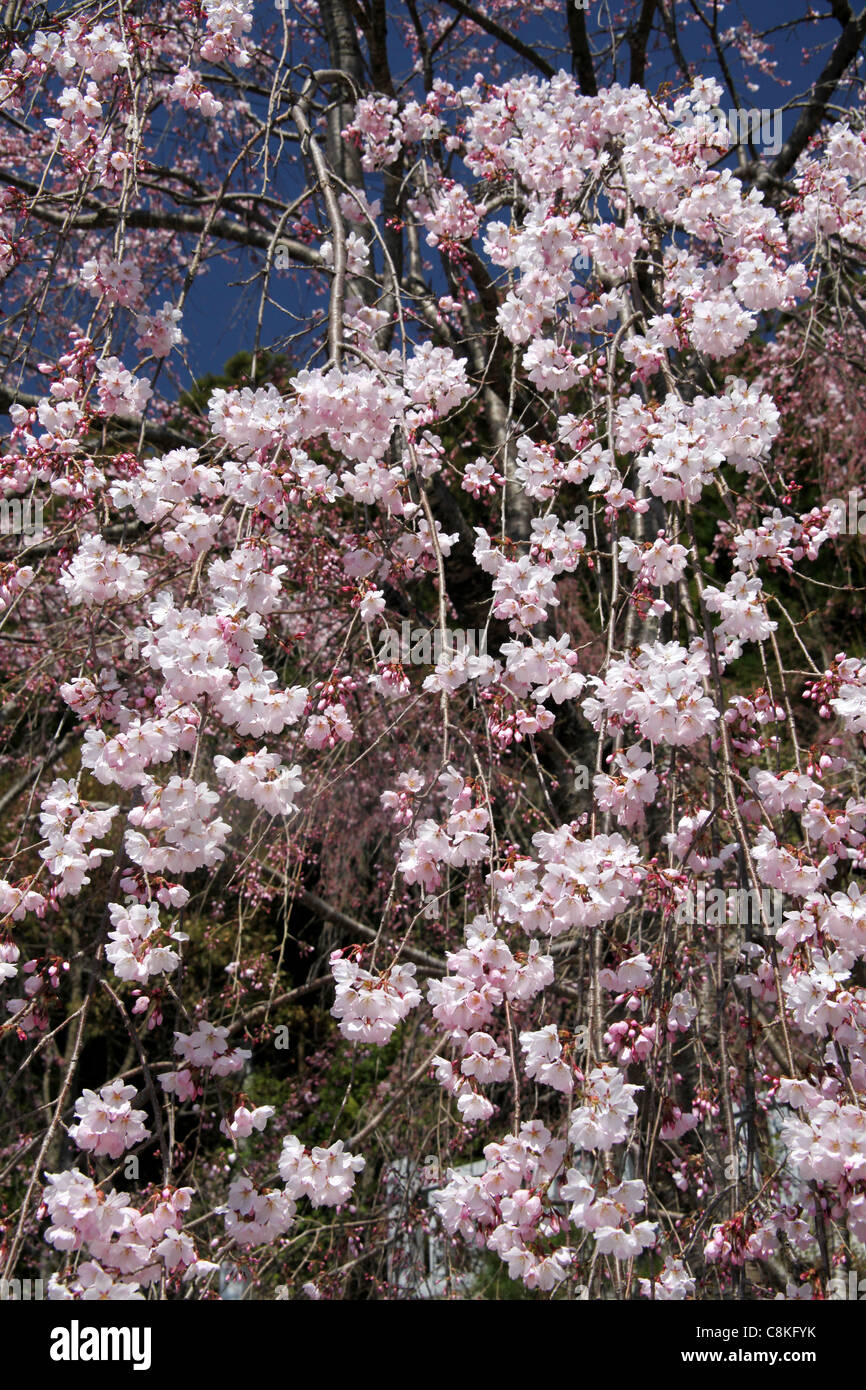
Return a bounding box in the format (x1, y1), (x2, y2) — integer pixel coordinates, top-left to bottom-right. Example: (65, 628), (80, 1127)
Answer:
(427, 915), (554, 1039)
(68, 1080), (150, 1159)
(278, 1135), (365, 1207)
(494, 829), (645, 936)
(42, 1171), (198, 1297)
(124, 775), (231, 874)
(106, 901), (188, 984)
(214, 749), (304, 817)
(329, 951), (422, 1045)
(38, 778), (118, 896)
(583, 641), (719, 746)
(160, 1022), (251, 1101)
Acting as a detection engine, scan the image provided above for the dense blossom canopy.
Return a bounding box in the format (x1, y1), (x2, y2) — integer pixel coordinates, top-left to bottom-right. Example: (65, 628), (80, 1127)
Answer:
(2, 0), (866, 1302)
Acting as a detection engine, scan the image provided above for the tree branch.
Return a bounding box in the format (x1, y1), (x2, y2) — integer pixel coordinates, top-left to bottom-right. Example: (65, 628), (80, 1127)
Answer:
(438, 0), (555, 77)
(0, 169), (324, 267)
(565, 0), (598, 95)
(628, 0), (658, 88)
(769, 5), (866, 182)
